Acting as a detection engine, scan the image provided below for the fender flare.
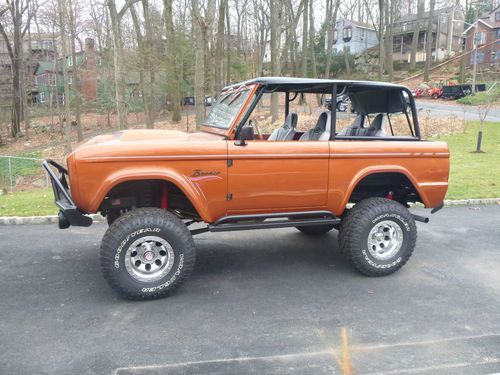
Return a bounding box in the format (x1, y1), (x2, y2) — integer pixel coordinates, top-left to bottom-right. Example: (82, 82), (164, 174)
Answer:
(341, 165), (430, 208)
(89, 167), (213, 222)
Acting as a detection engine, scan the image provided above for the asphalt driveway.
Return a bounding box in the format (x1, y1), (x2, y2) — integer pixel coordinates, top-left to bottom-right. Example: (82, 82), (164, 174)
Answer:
(1, 205), (499, 374)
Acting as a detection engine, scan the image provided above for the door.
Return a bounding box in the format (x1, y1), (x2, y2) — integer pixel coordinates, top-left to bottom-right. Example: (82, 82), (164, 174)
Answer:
(227, 140), (329, 213)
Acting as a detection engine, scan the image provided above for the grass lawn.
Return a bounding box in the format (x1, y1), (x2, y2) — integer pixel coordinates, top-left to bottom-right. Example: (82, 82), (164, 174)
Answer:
(0, 189), (57, 217)
(0, 122), (498, 217)
(439, 121), (499, 199)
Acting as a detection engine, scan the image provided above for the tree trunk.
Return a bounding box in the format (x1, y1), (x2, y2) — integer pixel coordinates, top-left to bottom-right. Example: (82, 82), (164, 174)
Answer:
(301, 0), (308, 77)
(378, 0), (385, 79)
(384, 0), (393, 80)
(270, 0), (280, 122)
(67, 0), (82, 141)
(106, 0), (128, 129)
(142, 0), (155, 129)
(409, 0), (424, 70)
(214, 0), (227, 95)
(424, 0), (436, 81)
(226, 0), (231, 84)
(192, 0), (205, 128)
(164, 0), (182, 122)
(325, 0), (340, 78)
(191, 0), (216, 128)
(58, 0), (73, 153)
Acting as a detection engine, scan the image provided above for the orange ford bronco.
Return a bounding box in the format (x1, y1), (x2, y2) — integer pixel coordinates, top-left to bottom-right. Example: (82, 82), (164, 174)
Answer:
(44, 77), (449, 299)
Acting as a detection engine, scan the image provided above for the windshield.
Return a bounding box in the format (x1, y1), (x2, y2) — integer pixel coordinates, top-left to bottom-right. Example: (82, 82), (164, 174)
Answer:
(203, 88), (251, 129)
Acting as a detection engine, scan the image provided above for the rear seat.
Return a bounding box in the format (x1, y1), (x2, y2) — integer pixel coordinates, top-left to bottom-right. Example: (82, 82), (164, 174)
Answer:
(338, 114), (386, 137)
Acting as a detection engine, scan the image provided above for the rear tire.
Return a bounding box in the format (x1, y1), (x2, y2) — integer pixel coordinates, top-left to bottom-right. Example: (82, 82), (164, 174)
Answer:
(295, 224), (335, 235)
(100, 208), (196, 300)
(338, 198), (416, 276)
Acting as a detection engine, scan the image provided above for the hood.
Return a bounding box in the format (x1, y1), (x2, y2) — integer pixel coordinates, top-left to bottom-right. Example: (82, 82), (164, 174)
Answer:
(72, 129), (226, 161)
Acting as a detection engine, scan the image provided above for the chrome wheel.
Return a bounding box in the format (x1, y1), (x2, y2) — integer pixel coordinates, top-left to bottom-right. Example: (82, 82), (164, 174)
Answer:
(124, 236), (174, 283)
(367, 220), (404, 261)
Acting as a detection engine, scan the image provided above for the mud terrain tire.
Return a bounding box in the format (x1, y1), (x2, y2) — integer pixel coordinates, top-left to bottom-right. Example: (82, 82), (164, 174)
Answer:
(100, 208), (196, 300)
(338, 198), (416, 276)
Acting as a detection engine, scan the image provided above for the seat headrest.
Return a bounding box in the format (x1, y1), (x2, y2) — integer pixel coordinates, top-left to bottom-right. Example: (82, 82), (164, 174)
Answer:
(368, 114), (384, 130)
(314, 112), (329, 132)
(283, 112), (298, 129)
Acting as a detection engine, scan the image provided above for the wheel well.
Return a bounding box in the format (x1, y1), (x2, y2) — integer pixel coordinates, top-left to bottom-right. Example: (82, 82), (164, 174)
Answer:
(99, 179), (201, 221)
(349, 172), (422, 206)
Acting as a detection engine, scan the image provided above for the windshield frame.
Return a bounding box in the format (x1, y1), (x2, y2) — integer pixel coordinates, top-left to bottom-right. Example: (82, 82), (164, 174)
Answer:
(201, 84), (257, 135)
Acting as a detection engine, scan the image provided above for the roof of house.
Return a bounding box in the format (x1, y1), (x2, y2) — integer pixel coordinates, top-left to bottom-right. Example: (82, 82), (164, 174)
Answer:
(463, 19), (494, 34)
(34, 61), (57, 75)
(396, 5), (461, 23)
(337, 18), (375, 31)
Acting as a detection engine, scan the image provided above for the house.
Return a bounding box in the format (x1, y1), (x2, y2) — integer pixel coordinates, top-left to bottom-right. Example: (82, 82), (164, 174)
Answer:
(464, 6), (500, 66)
(330, 19), (378, 55)
(391, 5), (465, 63)
(33, 38), (98, 105)
(0, 33), (60, 107)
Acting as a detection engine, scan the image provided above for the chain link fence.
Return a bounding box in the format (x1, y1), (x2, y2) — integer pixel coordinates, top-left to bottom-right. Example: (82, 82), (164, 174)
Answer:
(0, 156), (49, 192)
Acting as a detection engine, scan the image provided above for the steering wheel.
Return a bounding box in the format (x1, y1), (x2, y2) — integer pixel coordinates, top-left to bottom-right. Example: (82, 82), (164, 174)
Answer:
(249, 118), (262, 139)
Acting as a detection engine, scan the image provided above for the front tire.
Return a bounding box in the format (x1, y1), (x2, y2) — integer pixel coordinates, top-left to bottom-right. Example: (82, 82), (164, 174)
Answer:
(338, 198), (416, 276)
(100, 208), (196, 300)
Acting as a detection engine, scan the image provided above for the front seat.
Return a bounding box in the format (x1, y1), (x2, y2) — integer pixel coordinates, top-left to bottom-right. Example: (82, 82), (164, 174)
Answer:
(268, 112), (297, 141)
(299, 112), (331, 141)
(367, 114), (385, 136)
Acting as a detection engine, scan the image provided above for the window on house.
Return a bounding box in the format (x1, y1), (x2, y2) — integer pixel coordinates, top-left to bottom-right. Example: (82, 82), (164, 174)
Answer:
(333, 29), (338, 44)
(360, 29), (366, 40)
(68, 56), (73, 67)
(48, 73), (56, 86)
(495, 11), (500, 21)
(343, 27), (352, 40)
(474, 31), (486, 45)
(39, 92), (45, 103)
(68, 75), (73, 85)
(496, 29), (500, 44)
(43, 41), (54, 50)
(494, 50), (500, 60)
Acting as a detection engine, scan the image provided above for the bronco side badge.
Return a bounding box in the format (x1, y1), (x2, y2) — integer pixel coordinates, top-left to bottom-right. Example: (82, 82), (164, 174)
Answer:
(191, 169), (221, 177)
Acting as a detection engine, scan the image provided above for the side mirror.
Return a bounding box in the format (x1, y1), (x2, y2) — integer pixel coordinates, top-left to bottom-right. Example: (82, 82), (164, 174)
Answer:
(235, 125), (254, 146)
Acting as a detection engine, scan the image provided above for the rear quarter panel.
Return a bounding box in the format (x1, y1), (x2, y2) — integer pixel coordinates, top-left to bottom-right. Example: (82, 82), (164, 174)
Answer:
(328, 140), (450, 215)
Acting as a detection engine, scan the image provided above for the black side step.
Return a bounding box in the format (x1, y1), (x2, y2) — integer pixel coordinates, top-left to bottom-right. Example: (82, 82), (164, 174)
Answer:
(207, 211), (340, 233)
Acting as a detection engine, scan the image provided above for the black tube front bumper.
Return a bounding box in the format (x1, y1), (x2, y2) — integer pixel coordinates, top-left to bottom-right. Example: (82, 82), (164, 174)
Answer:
(42, 159), (92, 228)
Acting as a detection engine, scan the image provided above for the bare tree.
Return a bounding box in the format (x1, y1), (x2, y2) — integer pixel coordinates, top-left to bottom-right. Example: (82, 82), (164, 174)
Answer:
(191, 0), (216, 128)
(384, 0), (394, 80)
(409, 0), (424, 70)
(130, 1), (155, 128)
(423, 0), (435, 81)
(164, 0), (182, 122)
(324, 0), (340, 78)
(377, 0), (385, 79)
(214, 0), (227, 95)
(57, 0), (72, 152)
(269, 0), (280, 122)
(106, 0), (140, 130)
(0, 0), (38, 137)
(67, 0), (83, 140)
(300, 0), (308, 77)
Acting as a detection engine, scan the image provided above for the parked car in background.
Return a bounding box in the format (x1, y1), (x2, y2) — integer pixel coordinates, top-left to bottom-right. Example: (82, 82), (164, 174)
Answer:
(325, 94), (350, 112)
